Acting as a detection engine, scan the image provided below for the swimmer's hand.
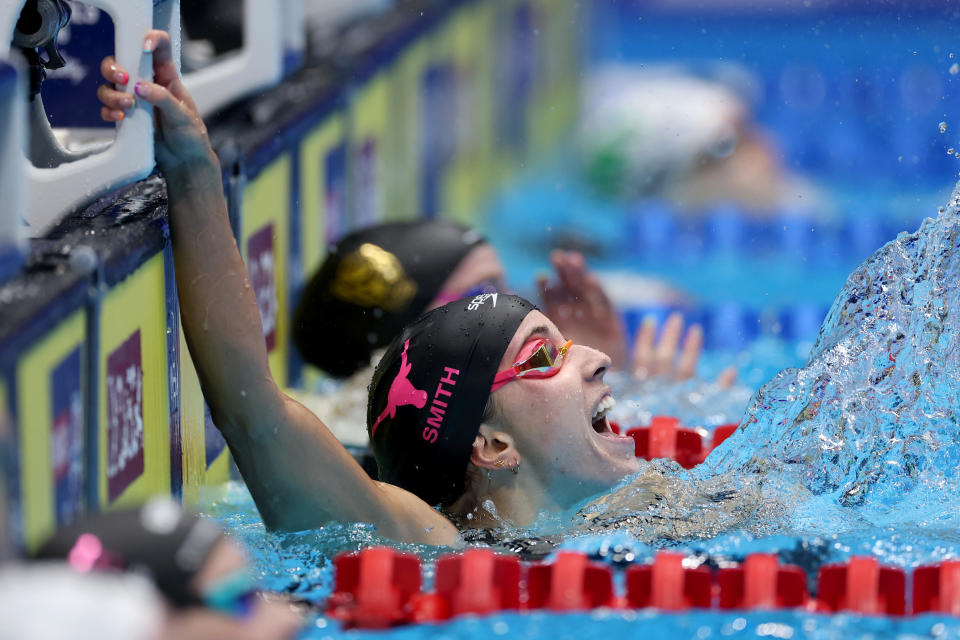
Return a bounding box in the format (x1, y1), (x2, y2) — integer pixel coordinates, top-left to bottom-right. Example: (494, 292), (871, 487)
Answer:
(538, 250), (629, 369)
(98, 30), (216, 177)
(632, 312), (737, 388)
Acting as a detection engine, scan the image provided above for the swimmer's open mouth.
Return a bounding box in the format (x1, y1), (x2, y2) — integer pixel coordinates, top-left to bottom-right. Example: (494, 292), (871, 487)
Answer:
(591, 394), (616, 434)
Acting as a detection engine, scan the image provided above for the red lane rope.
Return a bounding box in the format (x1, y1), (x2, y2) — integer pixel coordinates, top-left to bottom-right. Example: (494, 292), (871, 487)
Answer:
(620, 415), (740, 469)
(327, 548), (955, 629)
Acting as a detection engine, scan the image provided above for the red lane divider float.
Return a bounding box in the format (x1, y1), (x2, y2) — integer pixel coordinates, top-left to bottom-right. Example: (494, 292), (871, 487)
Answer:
(717, 553), (809, 610)
(326, 549), (953, 629)
(327, 547), (422, 629)
(815, 556), (906, 616)
(408, 549), (523, 622)
(626, 552), (711, 610)
(526, 551), (616, 611)
(914, 560), (960, 615)
(622, 416), (739, 469)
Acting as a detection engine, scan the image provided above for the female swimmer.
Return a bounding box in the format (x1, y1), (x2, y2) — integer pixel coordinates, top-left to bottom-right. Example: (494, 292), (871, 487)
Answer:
(96, 31), (733, 546)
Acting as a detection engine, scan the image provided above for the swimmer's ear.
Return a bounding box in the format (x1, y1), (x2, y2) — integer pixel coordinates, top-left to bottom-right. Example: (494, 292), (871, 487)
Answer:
(470, 424), (520, 470)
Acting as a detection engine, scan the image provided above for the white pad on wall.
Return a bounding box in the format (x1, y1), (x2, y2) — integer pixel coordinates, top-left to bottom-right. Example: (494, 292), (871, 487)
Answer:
(0, 0), (161, 237)
(182, 0), (304, 118)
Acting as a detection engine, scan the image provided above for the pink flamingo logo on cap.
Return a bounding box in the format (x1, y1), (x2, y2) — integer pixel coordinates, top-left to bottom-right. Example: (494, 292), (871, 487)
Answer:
(371, 339), (428, 435)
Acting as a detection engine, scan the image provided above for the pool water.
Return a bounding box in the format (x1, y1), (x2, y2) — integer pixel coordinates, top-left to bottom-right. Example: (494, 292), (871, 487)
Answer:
(203, 165), (960, 638)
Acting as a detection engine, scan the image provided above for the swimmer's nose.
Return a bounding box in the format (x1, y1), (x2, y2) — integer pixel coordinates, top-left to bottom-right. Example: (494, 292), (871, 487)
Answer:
(576, 345), (611, 382)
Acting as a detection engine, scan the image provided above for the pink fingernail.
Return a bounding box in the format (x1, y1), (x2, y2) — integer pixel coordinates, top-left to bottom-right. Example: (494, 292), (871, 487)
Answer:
(143, 38), (153, 53)
(117, 71), (128, 85)
(134, 82), (149, 98)
(121, 96), (134, 109)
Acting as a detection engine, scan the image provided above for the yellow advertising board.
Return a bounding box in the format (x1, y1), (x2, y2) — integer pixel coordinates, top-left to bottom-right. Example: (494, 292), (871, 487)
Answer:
(241, 156), (292, 389)
(298, 114), (346, 391)
(15, 311), (84, 550)
(386, 37), (429, 222)
(436, 1), (496, 225)
(98, 253), (171, 509)
(350, 72), (391, 225)
(299, 114), (346, 277)
(528, 0), (580, 152)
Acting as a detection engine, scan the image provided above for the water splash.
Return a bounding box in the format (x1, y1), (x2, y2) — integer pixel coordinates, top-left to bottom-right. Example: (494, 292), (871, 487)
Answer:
(700, 181), (960, 531)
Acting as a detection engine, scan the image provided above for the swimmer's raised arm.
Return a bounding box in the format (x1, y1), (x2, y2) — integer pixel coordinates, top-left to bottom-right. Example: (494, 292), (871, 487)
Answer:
(99, 31), (455, 545)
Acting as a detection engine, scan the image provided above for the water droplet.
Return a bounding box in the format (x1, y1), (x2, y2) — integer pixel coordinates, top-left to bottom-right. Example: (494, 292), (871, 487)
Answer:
(939, 122), (948, 133)
(948, 148), (955, 155)
(68, 245), (98, 276)
(951, 53), (956, 59)
(951, 63), (959, 76)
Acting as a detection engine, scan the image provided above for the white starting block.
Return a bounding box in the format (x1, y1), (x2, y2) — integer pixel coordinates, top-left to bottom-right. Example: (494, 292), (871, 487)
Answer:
(182, 0), (304, 118)
(303, 0), (394, 33)
(0, 0), (173, 236)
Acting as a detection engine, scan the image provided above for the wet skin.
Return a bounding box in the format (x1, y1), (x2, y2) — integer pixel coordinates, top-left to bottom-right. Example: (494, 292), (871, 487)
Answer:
(485, 312), (641, 510)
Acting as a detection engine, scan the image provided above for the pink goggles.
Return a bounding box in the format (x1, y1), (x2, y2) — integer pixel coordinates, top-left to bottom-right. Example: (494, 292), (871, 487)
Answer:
(490, 338), (573, 392)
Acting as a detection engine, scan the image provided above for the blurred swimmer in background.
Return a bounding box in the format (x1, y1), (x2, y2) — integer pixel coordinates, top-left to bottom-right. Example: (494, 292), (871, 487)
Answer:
(97, 33), (752, 547)
(33, 498), (302, 640)
(579, 65), (822, 214)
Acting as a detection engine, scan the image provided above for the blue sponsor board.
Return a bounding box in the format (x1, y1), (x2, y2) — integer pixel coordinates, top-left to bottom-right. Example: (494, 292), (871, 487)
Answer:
(420, 63), (458, 218)
(354, 139), (378, 228)
(51, 347), (82, 525)
(40, 2), (114, 129)
(495, 2), (534, 153)
(324, 143), (347, 243)
(203, 403), (226, 469)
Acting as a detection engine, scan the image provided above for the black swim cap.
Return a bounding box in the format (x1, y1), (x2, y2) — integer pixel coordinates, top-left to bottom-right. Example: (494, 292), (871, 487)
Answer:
(368, 294), (536, 506)
(293, 221), (486, 378)
(34, 498), (224, 607)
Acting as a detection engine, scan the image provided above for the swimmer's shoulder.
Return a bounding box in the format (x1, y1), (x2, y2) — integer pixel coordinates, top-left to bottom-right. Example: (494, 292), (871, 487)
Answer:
(370, 481), (459, 546)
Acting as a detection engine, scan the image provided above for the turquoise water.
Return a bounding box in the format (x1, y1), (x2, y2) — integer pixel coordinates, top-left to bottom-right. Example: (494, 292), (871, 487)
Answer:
(204, 175), (960, 638)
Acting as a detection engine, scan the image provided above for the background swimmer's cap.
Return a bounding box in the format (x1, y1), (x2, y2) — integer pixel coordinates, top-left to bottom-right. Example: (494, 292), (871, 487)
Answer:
(293, 221), (486, 378)
(34, 497), (224, 607)
(368, 294), (536, 506)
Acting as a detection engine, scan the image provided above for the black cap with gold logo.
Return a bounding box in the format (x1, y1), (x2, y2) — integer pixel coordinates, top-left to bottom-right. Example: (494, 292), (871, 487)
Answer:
(293, 221), (485, 377)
